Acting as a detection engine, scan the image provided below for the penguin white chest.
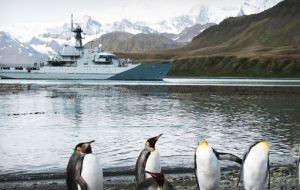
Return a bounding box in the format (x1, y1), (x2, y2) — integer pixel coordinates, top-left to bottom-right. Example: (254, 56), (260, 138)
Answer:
(196, 148), (220, 190)
(243, 148), (268, 190)
(78, 154), (103, 190)
(145, 150), (161, 178)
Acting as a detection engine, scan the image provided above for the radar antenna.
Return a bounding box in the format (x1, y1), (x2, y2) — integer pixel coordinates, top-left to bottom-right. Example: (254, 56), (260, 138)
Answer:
(70, 14), (83, 48)
(71, 14), (74, 31)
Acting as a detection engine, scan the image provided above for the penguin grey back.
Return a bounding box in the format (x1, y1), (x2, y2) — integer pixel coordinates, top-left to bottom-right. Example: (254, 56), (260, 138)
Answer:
(66, 141), (94, 190)
(66, 151), (86, 190)
(135, 148), (151, 183)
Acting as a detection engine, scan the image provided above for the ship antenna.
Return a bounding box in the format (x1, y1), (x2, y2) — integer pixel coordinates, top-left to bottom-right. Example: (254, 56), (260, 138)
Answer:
(71, 14), (74, 31)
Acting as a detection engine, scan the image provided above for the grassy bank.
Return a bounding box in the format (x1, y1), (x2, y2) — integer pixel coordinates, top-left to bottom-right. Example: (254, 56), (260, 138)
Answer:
(169, 56), (300, 77)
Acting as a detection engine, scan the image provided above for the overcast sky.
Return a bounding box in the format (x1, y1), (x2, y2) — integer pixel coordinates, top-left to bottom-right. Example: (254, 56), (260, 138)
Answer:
(0, 0), (243, 27)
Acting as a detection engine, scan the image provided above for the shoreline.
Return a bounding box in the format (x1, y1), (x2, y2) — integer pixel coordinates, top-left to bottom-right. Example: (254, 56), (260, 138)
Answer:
(0, 165), (298, 190)
(1, 82), (300, 96)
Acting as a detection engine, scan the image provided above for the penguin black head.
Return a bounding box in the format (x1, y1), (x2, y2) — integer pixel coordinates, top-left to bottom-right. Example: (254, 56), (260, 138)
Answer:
(145, 171), (166, 188)
(74, 140), (95, 153)
(145, 134), (163, 149)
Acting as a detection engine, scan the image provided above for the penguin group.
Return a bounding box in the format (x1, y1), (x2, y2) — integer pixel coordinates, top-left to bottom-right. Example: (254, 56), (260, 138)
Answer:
(66, 136), (296, 190)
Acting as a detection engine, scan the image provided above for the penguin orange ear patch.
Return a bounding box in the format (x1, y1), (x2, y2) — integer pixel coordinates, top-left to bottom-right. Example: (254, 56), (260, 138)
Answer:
(76, 147), (81, 152)
(146, 142), (150, 147)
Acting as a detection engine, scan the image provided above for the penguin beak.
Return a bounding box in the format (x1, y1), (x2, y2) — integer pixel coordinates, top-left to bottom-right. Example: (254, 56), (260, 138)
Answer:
(89, 140), (95, 144)
(155, 134), (163, 141)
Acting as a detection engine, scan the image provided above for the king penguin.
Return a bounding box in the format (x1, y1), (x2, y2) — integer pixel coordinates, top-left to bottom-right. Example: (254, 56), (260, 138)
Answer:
(237, 141), (270, 190)
(136, 171), (174, 190)
(66, 140), (103, 190)
(135, 134), (163, 184)
(194, 140), (242, 190)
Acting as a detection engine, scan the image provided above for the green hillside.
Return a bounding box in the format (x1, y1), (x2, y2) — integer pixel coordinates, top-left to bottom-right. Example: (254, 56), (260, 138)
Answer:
(119, 0), (300, 77)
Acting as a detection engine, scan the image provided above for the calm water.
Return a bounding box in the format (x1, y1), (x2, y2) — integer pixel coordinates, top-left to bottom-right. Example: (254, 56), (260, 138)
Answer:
(0, 79), (300, 175)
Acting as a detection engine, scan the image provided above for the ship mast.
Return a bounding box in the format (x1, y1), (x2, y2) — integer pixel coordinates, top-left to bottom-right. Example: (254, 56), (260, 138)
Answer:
(71, 14), (83, 48)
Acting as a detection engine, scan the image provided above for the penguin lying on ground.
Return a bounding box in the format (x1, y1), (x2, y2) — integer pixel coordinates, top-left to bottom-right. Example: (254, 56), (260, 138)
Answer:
(136, 171), (174, 190)
(194, 140), (242, 190)
(66, 140), (103, 190)
(237, 141), (270, 190)
(135, 134), (163, 184)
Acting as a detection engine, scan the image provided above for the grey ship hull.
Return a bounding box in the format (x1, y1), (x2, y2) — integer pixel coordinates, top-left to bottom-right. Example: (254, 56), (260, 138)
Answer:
(0, 63), (171, 81)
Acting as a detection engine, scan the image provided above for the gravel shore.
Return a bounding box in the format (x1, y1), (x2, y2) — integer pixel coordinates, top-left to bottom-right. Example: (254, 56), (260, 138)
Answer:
(0, 165), (299, 190)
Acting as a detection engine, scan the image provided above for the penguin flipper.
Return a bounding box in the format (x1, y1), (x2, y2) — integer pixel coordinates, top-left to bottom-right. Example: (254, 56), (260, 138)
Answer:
(164, 180), (175, 190)
(135, 149), (151, 184)
(75, 175), (88, 190)
(194, 150), (200, 189)
(75, 154), (87, 190)
(213, 149), (242, 165)
(267, 155), (271, 190)
(296, 158), (299, 177)
(66, 152), (80, 190)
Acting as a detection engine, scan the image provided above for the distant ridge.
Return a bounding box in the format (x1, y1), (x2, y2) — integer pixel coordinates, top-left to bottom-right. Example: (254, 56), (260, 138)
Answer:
(85, 31), (181, 53)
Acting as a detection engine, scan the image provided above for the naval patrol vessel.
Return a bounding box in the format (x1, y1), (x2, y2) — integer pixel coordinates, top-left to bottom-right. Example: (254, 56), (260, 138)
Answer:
(0, 15), (171, 80)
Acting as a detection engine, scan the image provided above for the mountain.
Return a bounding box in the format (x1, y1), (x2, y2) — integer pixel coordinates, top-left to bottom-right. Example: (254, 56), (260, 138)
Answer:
(186, 0), (299, 56)
(85, 31), (134, 50)
(85, 31), (181, 53)
(120, 0), (300, 77)
(108, 19), (157, 34)
(0, 32), (47, 65)
(239, 0), (283, 15)
(175, 23), (215, 43)
(0, 0), (284, 57)
(151, 0), (283, 34)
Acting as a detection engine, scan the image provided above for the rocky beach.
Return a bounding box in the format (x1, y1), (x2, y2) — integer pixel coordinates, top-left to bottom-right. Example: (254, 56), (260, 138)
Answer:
(0, 165), (299, 190)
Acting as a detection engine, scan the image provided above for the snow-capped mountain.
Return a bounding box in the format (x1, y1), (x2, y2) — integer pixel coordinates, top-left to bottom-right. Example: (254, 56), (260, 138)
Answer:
(151, 0), (282, 33)
(23, 15), (160, 56)
(239, 0), (283, 15)
(175, 23), (215, 43)
(0, 32), (46, 65)
(108, 19), (158, 34)
(0, 0), (283, 57)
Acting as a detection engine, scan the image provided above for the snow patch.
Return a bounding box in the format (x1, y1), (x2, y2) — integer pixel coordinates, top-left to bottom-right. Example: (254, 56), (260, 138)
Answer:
(30, 44), (56, 55)
(28, 53), (33, 57)
(18, 48), (22, 54)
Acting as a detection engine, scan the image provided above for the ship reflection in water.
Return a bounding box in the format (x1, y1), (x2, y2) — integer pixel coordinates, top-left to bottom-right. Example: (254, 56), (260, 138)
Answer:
(0, 79), (299, 175)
